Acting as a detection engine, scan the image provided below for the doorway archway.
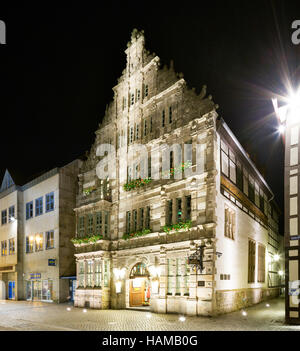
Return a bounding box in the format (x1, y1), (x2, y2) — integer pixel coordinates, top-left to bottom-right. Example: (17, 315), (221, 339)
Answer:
(129, 262), (150, 307)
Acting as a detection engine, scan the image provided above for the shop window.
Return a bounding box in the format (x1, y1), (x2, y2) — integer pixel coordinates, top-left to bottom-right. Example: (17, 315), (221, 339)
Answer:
(42, 280), (53, 301)
(78, 261), (85, 287)
(103, 260), (110, 287)
(94, 260), (102, 287)
(86, 261), (93, 287)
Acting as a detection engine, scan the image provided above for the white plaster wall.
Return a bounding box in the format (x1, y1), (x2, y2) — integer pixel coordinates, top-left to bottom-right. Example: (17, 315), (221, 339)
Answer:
(0, 190), (18, 267)
(22, 174), (60, 300)
(215, 133), (269, 292)
(0, 280), (5, 299)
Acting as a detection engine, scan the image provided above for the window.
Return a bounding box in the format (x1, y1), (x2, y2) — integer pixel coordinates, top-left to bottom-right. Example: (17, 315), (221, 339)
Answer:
(104, 259), (110, 287)
(243, 168), (249, 196)
(148, 156), (152, 178)
(169, 106), (172, 123)
(257, 244), (266, 283)
(185, 195), (191, 221)
(126, 211), (131, 233)
(167, 259), (172, 294)
(87, 214), (94, 236)
(167, 200), (173, 225)
(95, 212), (102, 235)
(136, 124), (139, 139)
(26, 202), (33, 220)
(221, 140), (236, 183)
(87, 261), (93, 287)
(144, 85), (148, 97)
(35, 233), (43, 251)
(1, 240), (7, 256)
(1, 209), (7, 225)
(130, 127), (134, 143)
(139, 208), (144, 229)
(176, 198), (182, 222)
(35, 197), (43, 216)
(104, 211), (109, 238)
(137, 89), (140, 101)
(236, 160), (243, 190)
(224, 206), (235, 239)
(131, 93), (134, 105)
(9, 239), (15, 255)
(78, 216), (85, 237)
(248, 176), (255, 203)
(133, 209), (137, 232)
(46, 230), (54, 249)
(176, 258), (180, 295)
(150, 116), (153, 132)
(144, 119), (147, 136)
(45, 192), (54, 212)
(78, 261), (85, 287)
(146, 206), (150, 229)
(170, 151), (174, 176)
(248, 240), (256, 283)
(95, 260), (102, 287)
(8, 206), (15, 222)
(162, 110), (165, 127)
(26, 236), (34, 253)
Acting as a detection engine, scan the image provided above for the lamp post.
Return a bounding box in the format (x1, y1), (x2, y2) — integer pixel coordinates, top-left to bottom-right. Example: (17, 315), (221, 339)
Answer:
(273, 87), (300, 325)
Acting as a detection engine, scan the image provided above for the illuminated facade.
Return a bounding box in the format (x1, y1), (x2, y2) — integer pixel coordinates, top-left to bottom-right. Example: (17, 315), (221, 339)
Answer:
(73, 29), (283, 315)
(0, 161), (80, 302)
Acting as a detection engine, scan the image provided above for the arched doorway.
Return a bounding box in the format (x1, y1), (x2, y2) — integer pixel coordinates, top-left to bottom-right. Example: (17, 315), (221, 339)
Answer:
(129, 262), (150, 307)
(0, 280), (5, 300)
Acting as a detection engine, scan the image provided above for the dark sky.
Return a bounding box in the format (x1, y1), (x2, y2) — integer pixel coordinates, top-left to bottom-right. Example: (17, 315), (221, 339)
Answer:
(0, 1), (300, 231)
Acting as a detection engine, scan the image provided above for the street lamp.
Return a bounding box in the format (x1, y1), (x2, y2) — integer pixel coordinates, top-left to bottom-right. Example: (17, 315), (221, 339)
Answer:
(272, 86), (300, 325)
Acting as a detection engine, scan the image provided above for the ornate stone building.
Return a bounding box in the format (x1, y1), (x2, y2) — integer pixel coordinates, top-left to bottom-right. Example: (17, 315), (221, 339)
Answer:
(73, 29), (283, 315)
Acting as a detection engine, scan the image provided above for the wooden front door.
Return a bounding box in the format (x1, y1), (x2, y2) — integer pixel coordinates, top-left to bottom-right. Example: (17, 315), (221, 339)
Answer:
(129, 279), (145, 307)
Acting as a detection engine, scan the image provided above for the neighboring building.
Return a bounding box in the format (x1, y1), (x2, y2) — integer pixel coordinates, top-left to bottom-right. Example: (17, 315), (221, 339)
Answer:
(0, 160), (81, 302)
(71, 29), (284, 316)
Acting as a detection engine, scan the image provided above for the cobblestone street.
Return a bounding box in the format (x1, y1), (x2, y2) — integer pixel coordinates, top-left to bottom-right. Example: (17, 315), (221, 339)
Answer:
(0, 297), (299, 331)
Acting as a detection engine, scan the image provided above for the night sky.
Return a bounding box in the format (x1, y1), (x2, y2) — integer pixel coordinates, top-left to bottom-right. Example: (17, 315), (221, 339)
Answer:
(0, 1), (300, 232)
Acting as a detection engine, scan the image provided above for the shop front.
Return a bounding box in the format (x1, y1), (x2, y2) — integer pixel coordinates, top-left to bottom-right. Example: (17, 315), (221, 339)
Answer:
(26, 274), (53, 302)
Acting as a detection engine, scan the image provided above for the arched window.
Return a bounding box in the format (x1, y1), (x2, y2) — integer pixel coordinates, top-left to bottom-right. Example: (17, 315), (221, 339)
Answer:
(130, 262), (149, 278)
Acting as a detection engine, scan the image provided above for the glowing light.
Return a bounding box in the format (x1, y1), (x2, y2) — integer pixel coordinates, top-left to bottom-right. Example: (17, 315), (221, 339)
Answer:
(146, 313), (152, 319)
(179, 316), (186, 322)
(242, 311), (247, 316)
(278, 125), (285, 134)
(266, 304), (270, 308)
(113, 267), (126, 280)
(274, 254), (280, 262)
(115, 281), (122, 293)
(278, 270), (284, 276)
(83, 309), (87, 313)
(272, 87), (300, 124)
(66, 307), (71, 311)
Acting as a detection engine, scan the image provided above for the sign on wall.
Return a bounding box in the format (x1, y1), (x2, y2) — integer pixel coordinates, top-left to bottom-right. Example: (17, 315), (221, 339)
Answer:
(48, 259), (56, 266)
(30, 273), (41, 280)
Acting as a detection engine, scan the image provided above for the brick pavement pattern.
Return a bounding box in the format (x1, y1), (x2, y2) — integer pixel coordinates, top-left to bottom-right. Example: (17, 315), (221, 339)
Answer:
(0, 297), (299, 331)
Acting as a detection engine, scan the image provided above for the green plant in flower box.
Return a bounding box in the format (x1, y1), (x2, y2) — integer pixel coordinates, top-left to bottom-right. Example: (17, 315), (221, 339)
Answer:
(123, 177), (152, 191)
(122, 228), (151, 240)
(163, 220), (192, 233)
(71, 234), (103, 244)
